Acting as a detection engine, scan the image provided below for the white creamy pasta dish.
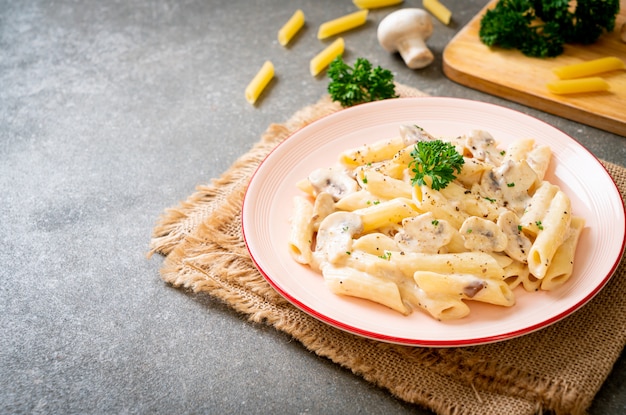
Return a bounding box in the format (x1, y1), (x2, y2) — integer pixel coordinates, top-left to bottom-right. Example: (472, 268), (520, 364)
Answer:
(287, 125), (585, 321)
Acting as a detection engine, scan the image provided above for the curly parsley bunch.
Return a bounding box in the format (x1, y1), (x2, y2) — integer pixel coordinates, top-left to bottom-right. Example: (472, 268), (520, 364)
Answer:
(479, 0), (620, 58)
(327, 57), (398, 107)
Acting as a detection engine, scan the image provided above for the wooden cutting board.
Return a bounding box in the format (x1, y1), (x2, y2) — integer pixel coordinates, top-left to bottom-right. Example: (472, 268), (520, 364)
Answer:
(443, 0), (626, 137)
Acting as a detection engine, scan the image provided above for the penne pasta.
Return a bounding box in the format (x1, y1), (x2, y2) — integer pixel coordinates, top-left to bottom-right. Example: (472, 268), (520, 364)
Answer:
(322, 263), (410, 314)
(288, 125), (584, 320)
(310, 37), (345, 76)
(541, 216), (585, 290)
(340, 135), (412, 168)
(245, 61), (274, 104)
(353, 197), (419, 231)
(357, 169), (413, 200)
(352, 232), (399, 254)
(527, 190), (572, 279)
(390, 251), (506, 281)
(317, 10), (368, 40)
(520, 181), (559, 237)
(503, 260), (542, 292)
(278, 9), (305, 46)
(423, 0), (452, 25)
(353, 0), (403, 9)
(417, 292), (470, 320)
(553, 56), (625, 80)
(547, 77), (610, 94)
(413, 184), (468, 229)
(334, 189), (387, 211)
(311, 192), (335, 231)
(288, 196), (315, 265)
(414, 271), (515, 306)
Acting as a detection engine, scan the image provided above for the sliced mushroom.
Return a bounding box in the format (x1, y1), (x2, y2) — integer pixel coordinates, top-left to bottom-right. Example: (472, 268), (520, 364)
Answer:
(398, 124), (436, 144)
(497, 210), (532, 263)
(460, 216), (507, 252)
(308, 166), (358, 201)
(394, 212), (454, 254)
(314, 211), (363, 265)
(480, 159), (537, 215)
(464, 130), (503, 166)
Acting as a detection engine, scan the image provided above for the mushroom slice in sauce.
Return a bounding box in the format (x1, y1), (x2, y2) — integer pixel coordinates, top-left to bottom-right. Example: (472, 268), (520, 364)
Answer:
(460, 216), (508, 252)
(314, 211), (363, 265)
(480, 159), (537, 216)
(463, 279), (486, 298)
(399, 124), (436, 144)
(464, 130), (503, 166)
(394, 212), (454, 254)
(308, 166), (358, 202)
(497, 210), (532, 264)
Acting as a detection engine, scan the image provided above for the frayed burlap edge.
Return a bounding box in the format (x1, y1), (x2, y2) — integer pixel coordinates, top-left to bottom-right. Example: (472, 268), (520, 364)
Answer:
(149, 85), (626, 415)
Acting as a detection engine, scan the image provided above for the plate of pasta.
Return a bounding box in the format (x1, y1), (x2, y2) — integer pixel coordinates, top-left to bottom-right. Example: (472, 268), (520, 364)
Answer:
(242, 97), (625, 347)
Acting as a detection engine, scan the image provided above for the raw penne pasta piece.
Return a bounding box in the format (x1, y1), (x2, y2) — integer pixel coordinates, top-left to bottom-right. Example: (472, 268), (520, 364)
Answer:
(553, 57), (625, 80)
(278, 9), (305, 46)
(310, 37), (345, 76)
(245, 61), (274, 104)
(353, 0), (403, 9)
(317, 10), (368, 40)
(423, 0), (451, 25)
(547, 77), (609, 94)
(288, 196), (315, 265)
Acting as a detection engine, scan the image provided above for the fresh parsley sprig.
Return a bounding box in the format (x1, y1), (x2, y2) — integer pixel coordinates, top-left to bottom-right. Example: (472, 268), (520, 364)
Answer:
(478, 0), (620, 58)
(409, 139), (465, 190)
(327, 57), (398, 107)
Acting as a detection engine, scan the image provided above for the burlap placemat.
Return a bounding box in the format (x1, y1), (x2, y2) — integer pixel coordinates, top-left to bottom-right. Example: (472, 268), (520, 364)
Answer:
(148, 84), (626, 415)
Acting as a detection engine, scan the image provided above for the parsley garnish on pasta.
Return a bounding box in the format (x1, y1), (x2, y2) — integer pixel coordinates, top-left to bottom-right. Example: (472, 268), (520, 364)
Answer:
(409, 140), (465, 190)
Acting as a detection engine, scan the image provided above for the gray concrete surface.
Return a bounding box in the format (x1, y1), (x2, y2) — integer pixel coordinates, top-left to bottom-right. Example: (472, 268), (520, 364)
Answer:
(1, 1), (624, 414)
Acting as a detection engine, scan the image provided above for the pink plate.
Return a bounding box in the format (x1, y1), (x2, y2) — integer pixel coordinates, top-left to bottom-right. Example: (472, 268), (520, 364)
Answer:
(241, 97), (626, 347)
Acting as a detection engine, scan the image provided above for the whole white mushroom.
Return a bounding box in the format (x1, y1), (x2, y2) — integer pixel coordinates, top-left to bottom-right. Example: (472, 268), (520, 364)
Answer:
(377, 8), (434, 69)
